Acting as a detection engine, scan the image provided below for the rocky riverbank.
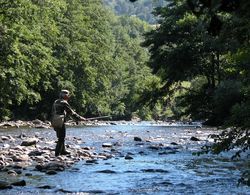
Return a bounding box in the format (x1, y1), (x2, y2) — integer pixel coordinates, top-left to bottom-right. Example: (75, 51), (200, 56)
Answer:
(0, 119), (114, 129)
(0, 121), (117, 190)
(0, 123), (248, 194)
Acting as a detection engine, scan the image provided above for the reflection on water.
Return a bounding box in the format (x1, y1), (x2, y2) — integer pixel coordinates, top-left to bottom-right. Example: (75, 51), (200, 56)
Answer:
(0, 124), (249, 194)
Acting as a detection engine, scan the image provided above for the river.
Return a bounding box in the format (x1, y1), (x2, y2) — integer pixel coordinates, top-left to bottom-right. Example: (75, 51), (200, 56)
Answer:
(0, 122), (249, 194)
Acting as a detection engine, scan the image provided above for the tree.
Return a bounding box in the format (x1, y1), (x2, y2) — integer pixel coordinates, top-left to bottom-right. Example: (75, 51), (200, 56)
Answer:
(0, 0), (62, 120)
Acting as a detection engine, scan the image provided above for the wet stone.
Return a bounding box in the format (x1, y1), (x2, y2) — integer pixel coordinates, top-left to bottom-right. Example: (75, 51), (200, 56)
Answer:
(86, 159), (98, 164)
(46, 170), (57, 175)
(7, 170), (18, 176)
(38, 185), (53, 189)
(190, 136), (200, 141)
(84, 190), (106, 194)
(0, 180), (12, 189)
(11, 154), (30, 162)
(11, 180), (26, 186)
(141, 169), (169, 173)
(134, 137), (142, 142)
(102, 143), (113, 147)
(96, 169), (117, 174)
(25, 173), (32, 176)
(158, 151), (177, 155)
(28, 150), (45, 156)
(148, 145), (161, 150)
(21, 138), (38, 146)
(125, 154), (133, 160)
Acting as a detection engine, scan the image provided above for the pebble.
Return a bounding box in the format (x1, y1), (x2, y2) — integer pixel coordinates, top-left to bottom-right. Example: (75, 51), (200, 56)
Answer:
(125, 154), (133, 160)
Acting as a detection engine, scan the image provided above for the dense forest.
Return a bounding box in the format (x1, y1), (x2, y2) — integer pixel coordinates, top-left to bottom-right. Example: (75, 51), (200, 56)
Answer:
(103, 0), (166, 24)
(0, 0), (249, 127)
(140, 0), (250, 128)
(0, 0), (163, 121)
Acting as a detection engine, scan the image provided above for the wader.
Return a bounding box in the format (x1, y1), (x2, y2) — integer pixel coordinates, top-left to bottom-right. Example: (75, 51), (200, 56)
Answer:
(55, 124), (68, 156)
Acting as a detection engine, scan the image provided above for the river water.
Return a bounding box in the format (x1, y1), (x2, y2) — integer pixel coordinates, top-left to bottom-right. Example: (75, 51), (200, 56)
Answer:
(0, 122), (249, 194)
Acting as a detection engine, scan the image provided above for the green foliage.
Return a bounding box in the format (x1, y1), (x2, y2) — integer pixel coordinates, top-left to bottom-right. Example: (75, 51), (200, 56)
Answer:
(103, 0), (166, 24)
(0, 0), (160, 120)
(0, 0), (61, 119)
(195, 127), (249, 160)
(228, 85), (250, 128)
(212, 80), (242, 123)
(142, 0), (250, 126)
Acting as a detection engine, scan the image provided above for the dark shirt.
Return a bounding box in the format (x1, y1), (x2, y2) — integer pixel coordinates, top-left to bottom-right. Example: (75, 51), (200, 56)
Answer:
(52, 98), (82, 121)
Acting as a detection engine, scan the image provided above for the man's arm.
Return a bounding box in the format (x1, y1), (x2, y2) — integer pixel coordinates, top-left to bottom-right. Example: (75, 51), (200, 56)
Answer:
(63, 101), (86, 121)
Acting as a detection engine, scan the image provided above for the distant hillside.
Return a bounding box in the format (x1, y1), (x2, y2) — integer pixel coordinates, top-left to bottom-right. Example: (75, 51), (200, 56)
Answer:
(102, 0), (166, 24)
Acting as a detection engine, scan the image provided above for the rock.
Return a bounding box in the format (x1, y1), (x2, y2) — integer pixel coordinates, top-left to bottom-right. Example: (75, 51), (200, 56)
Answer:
(84, 190), (106, 194)
(35, 165), (43, 171)
(134, 137), (142, 142)
(0, 155), (5, 161)
(148, 145), (162, 150)
(35, 125), (49, 129)
(36, 162), (65, 172)
(170, 142), (178, 145)
(1, 135), (15, 141)
(125, 154), (133, 160)
(0, 123), (15, 127)
(0, 160), (5, 166)
(12, 154), (30, 162)
(3, 144), (10, 148)
(17, 133), (27, 139)
(32, 119), (43, 125)
(141, 169), (169, 173)
(7, 170), (18, 176)
(96, 169), (117, 174)
(11, 180), (26, 186)
(28, 150), (45, 156)
(158, 151), (177, 155)
(12, 146), (24, 151)
(15, 169), (22, 174)
(33, 156), (46, 163)
(86, 159), (98, 164)
(113, 142), (122, 146)
(46, 170), (57, 175)
(38, 185), (53, 189)
(9, 165), (22, 169)
(102, 143), (113, 147)
(160, 181), (173, 185)
(190, 136), (200, 141)
(82, 147), (91, 150)
(0, 180), (12, 189)
(21, 138), (38, 146)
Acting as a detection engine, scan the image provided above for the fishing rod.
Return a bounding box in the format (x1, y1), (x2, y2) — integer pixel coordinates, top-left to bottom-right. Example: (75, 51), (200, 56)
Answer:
(87, 115), (112, 120)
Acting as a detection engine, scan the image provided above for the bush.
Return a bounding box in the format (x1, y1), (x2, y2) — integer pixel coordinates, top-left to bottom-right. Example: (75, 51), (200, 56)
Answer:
(212, 80), (242, 123)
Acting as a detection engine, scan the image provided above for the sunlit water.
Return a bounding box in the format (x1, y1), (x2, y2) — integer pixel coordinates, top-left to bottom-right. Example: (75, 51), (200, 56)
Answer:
(0, 123), (249, 194)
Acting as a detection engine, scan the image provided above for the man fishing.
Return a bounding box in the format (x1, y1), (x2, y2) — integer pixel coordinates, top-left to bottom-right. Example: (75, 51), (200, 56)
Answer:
(51, 89), (86, 156)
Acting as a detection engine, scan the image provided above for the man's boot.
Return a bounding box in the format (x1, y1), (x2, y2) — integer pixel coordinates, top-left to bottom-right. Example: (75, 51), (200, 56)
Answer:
(55, 141), (63, 156)
(61, 142), (70, 155)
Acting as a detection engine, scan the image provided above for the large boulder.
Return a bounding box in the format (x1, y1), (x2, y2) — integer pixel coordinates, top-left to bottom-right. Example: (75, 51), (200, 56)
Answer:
(21, 138), (39, 146)
(0, 180), (12, 189)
